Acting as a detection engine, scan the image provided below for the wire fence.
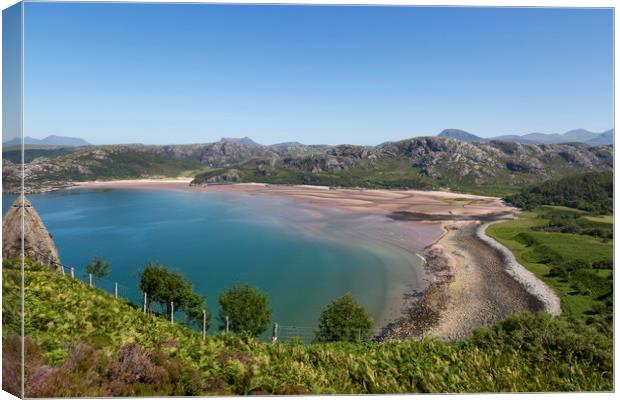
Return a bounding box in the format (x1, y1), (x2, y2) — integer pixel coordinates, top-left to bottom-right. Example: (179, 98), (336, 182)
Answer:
(30, 250), (142, 305)
(27, 250), (390, 344)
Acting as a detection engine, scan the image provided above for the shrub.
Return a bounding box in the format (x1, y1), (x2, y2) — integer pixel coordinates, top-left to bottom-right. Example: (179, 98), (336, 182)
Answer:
(218, 284), (272, 336)
(547, 259), (590, 280)
(526, 244), (562, 264)
(19, 338), (205, 397)
(571, 269), (612, 298)
(2, 335), (25, 397)
(315, 294), (373, 342)
(592, 259), (613, 270)
(468, 313), (612, 371)
(513, 232), (537, 246)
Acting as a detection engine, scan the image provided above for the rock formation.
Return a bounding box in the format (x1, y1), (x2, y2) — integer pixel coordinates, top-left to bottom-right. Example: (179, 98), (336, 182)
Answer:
(2, 194), (61, 270)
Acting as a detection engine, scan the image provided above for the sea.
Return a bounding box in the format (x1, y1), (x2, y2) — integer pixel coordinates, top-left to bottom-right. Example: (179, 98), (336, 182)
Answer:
(3, 188), (437, 336)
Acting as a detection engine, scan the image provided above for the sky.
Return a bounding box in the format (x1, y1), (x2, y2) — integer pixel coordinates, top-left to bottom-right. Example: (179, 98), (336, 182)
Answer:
(2, 1), (22, 143)
(17, 3), (614, 145)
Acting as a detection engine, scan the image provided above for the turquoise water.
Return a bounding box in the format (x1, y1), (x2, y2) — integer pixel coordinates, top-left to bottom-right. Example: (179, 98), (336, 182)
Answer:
(3, 188), (431, 331)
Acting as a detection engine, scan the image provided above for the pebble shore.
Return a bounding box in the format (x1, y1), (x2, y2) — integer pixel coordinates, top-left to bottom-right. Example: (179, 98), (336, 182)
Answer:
(378, 219), (559, 342)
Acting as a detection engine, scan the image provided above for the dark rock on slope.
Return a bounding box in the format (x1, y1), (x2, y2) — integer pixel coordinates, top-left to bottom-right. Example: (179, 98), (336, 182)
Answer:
(2, 195), (61, 269)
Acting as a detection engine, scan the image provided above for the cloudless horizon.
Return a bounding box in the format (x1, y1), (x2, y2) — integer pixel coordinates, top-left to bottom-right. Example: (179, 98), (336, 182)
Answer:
(19, 3), (614, 145)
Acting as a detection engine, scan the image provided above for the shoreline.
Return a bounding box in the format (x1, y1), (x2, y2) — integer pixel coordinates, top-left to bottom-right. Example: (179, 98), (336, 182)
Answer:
(56, 179), (555, 340)
(477, 221), (561, 316)
(380, 218), (560, 341)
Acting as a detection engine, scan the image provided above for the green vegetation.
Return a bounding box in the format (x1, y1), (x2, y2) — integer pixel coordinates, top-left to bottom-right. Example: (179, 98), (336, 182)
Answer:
(315, 294), (373, 343)
(2, 147), (79, 163)
(46, 150), (204, 182)
(84, 256), (111, 283)
(138, 262), (210, 328)
(192, 159), (532, 195)
(529, 206), (613, 240)
(218, 284), (272, 337)
(2, 257), (613, 396)
(505, 171), (613, 214)
(585, 215), (614, 224)
(486, 206), (612, 332)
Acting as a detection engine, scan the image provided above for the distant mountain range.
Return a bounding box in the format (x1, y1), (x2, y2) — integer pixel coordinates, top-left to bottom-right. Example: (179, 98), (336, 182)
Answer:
(3, 129), (612, 150)
(438, 128), (614, 146)
(2, 135), (91, 147)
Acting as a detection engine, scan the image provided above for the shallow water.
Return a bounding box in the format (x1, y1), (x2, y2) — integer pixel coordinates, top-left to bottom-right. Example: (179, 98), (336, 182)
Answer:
(3, 189), (438, 332)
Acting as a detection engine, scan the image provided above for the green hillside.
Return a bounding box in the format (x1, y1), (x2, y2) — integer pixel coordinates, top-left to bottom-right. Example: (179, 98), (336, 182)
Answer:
(191, 140), (613, 196)
(2, 257), (613, 396)
(504, 171), (613, 214)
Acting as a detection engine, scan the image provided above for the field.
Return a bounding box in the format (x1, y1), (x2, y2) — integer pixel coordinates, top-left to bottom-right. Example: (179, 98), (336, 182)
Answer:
(486, 206), (613, 321)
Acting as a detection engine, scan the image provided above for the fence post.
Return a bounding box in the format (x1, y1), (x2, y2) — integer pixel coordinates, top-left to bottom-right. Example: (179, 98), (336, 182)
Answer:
(114, 282), (118, 298)
(272, 322), (279, 344)
(89, 273), (93, 287)
(143, 292), (147, 313)
(60, 265), (65, 276)
(225, 316), (230, 334)
(70, 267), (74, 279)
(170, 301), (174, 323)
(202, 310), (207, 341)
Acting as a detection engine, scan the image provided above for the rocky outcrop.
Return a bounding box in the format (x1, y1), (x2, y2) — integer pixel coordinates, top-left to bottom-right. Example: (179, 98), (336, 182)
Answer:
(378, 137), (613, 184)
(2, 195), (61, 270)
(200, 169), (241, 184)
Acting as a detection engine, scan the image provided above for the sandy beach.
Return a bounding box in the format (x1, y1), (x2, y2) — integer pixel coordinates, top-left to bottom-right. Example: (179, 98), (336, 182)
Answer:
(78, 180), (511, 215)
(73, 179), (558, 340)
(75, 178), (194, 190)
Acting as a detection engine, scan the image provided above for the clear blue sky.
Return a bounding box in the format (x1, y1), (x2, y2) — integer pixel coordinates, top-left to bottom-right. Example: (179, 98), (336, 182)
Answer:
(22, 3), (613, 145)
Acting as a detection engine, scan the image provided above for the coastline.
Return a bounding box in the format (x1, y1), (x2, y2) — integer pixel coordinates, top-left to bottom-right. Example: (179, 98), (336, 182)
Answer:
(63, 179), (556, 340)
(477, 221), (561, 316)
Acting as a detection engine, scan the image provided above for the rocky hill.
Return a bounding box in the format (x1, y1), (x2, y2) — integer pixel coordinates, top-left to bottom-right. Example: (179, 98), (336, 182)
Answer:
(2, 136), (613, 195)
(192, 137), (613, 194)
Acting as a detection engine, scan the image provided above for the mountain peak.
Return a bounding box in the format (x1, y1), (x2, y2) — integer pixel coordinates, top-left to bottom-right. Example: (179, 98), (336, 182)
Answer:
(439, 128), (613, 146)
(438, 129), (485, 142)
(2, 135), (90, 147)
(220, 137), (258, 145)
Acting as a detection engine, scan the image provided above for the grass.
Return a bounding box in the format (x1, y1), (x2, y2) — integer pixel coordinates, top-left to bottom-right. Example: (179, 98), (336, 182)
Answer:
(485, 206), (613, 321)
(585, 215), (614, 224)
(2, 257), (613, 396)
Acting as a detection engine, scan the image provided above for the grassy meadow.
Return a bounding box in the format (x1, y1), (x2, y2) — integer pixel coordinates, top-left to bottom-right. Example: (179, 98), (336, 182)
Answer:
(486, 206), (613, 323)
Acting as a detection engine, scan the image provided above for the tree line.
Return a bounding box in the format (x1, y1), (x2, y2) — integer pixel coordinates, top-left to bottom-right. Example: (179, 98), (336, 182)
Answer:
(504, 171), (613, 214)
(83, 257), (374, 342)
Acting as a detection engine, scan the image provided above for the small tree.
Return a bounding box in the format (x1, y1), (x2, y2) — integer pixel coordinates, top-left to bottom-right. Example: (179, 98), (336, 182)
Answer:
(138, 262), (210, 328)
(218, 284), (271, 336)
(85, 256), (111, 283)
(185, 292), (211, 330)
(315, 294), (373, 342)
